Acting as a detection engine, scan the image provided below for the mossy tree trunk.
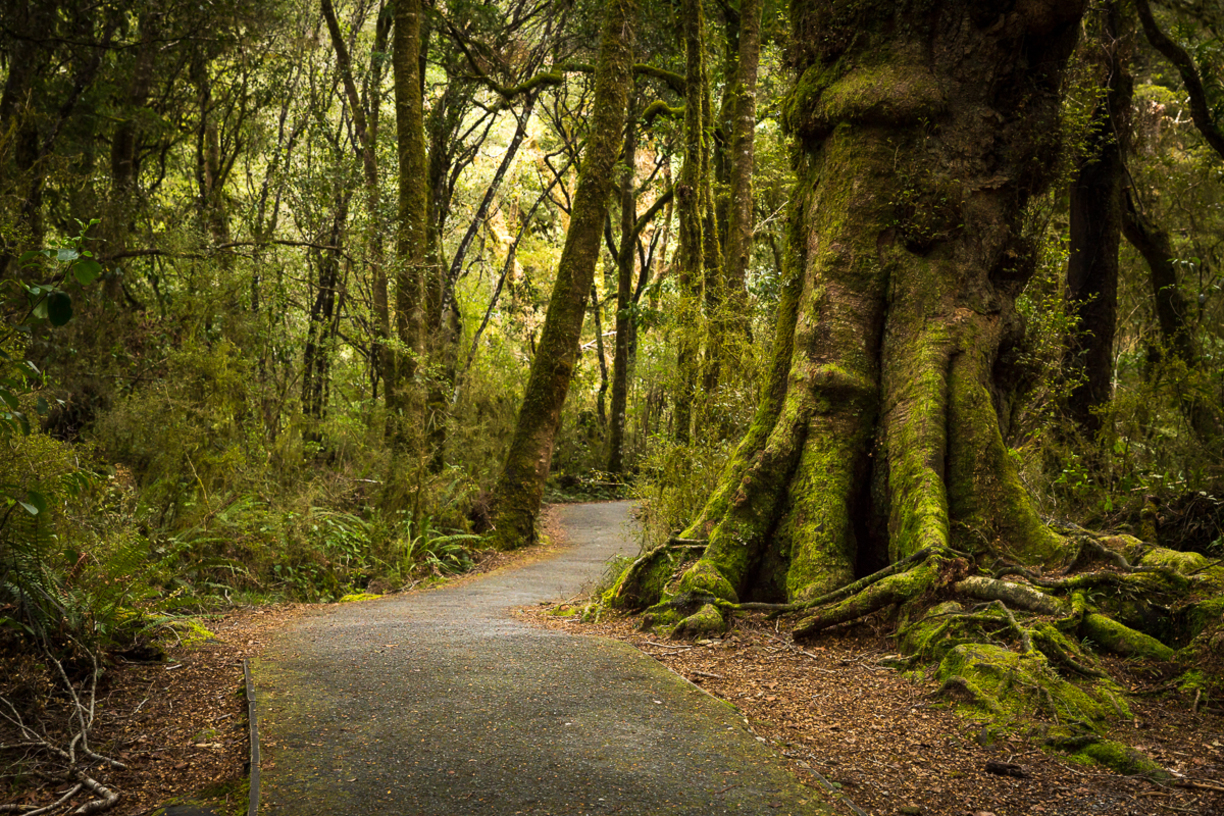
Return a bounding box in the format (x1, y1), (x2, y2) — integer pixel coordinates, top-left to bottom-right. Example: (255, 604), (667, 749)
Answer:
(652, 0), (1090, 621)
(488, 0), (636, 548)
(720, 0), (761, 336)
(606, 104), (639, 475)
(387, 0), (435, 464)
(1065, 1), (1131, 436)
(673, 0), (718, 445)
(613, 7), (1224, 771)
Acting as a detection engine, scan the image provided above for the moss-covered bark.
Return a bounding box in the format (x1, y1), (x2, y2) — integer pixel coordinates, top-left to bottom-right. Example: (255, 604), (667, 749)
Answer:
(613, 0), (1224, 772)
(646, 0), (1090, 627)
(387, 0), (431, 452)
(1065, 1), (1130, 434)
(488, 0), (636, 548)
(673, 0), (711, 446)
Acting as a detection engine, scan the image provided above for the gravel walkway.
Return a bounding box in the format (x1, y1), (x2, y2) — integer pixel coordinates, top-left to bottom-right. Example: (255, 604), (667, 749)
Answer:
(252, 501), (829, 815)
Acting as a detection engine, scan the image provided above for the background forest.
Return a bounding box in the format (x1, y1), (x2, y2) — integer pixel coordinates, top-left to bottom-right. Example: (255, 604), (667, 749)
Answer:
(1, 0), (1223, 808)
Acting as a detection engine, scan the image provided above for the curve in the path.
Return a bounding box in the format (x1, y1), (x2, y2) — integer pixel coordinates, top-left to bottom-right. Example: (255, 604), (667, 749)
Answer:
(252, 501), (830, 815)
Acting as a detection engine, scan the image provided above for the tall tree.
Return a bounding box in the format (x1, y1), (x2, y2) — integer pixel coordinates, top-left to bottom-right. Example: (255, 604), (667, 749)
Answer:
(623, 1), (1094, 630)
(672, 0), (714, 445)
(488, 0), (636, 547)
(720, 0), (762, 331)
(321, 0), (392, 399)
(1065, 1), (1132, 434)
(386, 0), (434, 458)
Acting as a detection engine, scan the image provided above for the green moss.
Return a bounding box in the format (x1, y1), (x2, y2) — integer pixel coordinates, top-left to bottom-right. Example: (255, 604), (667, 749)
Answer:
(1177, 669), (1209, 693)
(1081, 613), (1176, 662)
(779, 414), (870, 599)
(936, 643), (1114, 728)
(1075, 739), (1167, 779)
(1139, 547), (1209, 575)
(607, 547), (687, 609)
(672, 602), (727, 638)
(338, 592), (382, 603)
(786, 61), (945, 136)
(1184, 594), (1224, 642)
(899, 601), (964, 656)
(163, 619), (217, 649)
(946, 349), (1064, 565)
(674, 560), (739, 604)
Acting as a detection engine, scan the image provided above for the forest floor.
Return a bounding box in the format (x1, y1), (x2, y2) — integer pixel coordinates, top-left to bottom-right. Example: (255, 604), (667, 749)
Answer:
(525, 607), (1224, 816)
(6, 507), (1221, 816)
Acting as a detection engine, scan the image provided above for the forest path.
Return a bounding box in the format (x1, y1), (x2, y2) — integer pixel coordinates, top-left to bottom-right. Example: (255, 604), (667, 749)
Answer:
(251, 501), (830, 815)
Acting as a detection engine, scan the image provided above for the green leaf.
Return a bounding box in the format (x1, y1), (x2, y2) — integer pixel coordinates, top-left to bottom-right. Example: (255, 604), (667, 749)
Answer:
(35, 396), (48, 414)
(56, 248), (79, 262)
(24, 490), (48, 515)
(13, 411), (29, 435)
(32, 299), (48, 321)
(0, 389), (18, 411)
(73, 257), (102, 285)
(18, 250), (41, 266)
(47, 291), (73, 326)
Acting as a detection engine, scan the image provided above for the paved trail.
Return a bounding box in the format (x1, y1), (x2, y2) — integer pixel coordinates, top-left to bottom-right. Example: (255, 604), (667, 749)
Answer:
(253, 502), (828, 815)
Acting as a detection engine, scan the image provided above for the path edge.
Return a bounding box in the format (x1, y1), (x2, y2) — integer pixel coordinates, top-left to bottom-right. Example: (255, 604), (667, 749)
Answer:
(244, 659), (261, 816)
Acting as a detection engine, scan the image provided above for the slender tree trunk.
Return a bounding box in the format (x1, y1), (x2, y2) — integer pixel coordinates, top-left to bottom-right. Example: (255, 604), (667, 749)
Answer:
(607, 109), (638, 474)
(387, 0), (432, 457)
(592, 282), (609, 427)
(722, 0), (760, 333)
(321, 0), (391, 399)
(302, 192), (349, 440)
(673, 0), (710, 445)
(1066, 1), (1130, 435)
(489, 0), (636, 548)
(101, 11), (159, 301)
(1122, 188), (1221, 440)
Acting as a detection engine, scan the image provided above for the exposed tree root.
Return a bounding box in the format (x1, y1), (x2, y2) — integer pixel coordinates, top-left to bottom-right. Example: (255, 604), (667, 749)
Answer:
(737, 546), (938, 617)
(0, 639), (125, 816)
(792, 559), (943, 638)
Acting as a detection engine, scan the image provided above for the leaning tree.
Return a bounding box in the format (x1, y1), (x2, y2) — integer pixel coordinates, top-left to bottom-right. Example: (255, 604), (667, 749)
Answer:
(613, 0), (1224, 771)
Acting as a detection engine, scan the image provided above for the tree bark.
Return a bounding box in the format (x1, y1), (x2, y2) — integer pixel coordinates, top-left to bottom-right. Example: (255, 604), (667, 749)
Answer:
(673, 0), (712, 445)
(721, 0), (761, 333)
(654, 0), (1087, 626)
(1121, 187), (1221, 441)
(321, 0), (391, 396)
(387, 0), (433, 456)
(489, 0), (636, 548)
(1065, 1), (1131, 435)
(606, 108), (638, 474)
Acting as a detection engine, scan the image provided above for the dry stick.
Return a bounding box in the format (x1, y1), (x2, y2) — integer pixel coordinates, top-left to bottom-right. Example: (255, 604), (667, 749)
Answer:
(0, 783), (83, 816)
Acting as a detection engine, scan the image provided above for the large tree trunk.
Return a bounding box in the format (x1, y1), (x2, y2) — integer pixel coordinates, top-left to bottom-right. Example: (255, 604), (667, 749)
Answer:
(651, 1), (1087, 627)
(488, 0), (636, 548)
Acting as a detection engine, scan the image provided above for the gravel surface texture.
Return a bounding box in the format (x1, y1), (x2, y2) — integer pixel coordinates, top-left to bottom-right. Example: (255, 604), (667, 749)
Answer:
(252, 501), (830, 815)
